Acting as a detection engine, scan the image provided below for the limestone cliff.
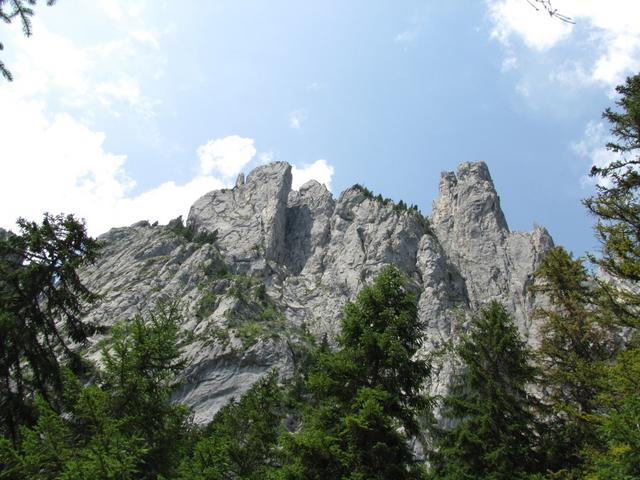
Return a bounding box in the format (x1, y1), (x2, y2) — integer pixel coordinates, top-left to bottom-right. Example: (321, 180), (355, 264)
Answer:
(81, 161), (553, 423)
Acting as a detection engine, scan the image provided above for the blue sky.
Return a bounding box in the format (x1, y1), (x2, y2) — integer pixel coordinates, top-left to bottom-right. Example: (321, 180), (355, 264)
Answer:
(1, 1), (639, 257)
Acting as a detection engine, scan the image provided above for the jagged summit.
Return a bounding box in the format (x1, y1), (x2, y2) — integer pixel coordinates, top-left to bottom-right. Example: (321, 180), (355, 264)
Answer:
(434, 161), (509, 235)
(83, 161), (553, 422)
(188, 161), (293, 268)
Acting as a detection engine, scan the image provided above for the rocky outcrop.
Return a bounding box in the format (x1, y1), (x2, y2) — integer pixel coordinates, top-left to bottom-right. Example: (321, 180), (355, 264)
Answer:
(81, 160), (553, 424)
(187, 162), (292, 272)
(284, 180), (335, 275)
(431, 162), (553, 337)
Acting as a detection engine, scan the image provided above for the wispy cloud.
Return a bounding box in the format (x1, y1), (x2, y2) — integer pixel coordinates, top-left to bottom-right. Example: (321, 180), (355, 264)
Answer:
(487, 0), (640, 89)
(306, 82), (322, 92)
(4, 0), (167, 117)
(571, 121), (621, 188)
(394, 14), (425, 46)
(288, 110), (306, 129)
(394, 28), (420, 45)
(487, 0), (640, 184)
(501, 55), (518, 72)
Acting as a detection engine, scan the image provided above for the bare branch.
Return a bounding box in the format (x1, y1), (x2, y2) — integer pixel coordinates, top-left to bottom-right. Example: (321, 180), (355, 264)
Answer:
(526, 0), (575, 24)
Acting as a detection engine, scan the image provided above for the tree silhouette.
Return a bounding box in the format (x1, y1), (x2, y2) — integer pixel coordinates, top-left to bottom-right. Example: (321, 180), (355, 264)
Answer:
(0, 0), (57, 81)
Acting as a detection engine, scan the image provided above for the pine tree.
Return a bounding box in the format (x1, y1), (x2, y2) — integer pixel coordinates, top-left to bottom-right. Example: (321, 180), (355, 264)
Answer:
(430, 302), (540, 480)
(279, 266), (431, 480)
(0, 213), (100, 445)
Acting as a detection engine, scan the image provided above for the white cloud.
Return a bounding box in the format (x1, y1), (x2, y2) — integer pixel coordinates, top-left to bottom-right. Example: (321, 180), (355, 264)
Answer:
(501, 55), (518, 72)
(4, 10), (165, 116)
(113, 175), (225, 231)
(259, 152), (275, 164)
(1, 3), (331, 236)
(571, 121), (621, 188)
(395, 28), (420, 45)
(487, 0), (640, 88)
(292, 160), (335, 192)
(394, 12), (426, 46)
(0, 0), (237, 236)
(515, 82), (530, 97)
(288, 110), (306, 129)
(0, 91), (229, 236)
(0, 86), (335, 236)
(197, 136), (256, 179)
(488, 0), (573, 51)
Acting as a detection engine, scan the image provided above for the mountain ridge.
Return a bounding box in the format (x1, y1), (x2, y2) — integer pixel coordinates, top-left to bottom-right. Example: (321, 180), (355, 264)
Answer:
(81, 160), (553, 423)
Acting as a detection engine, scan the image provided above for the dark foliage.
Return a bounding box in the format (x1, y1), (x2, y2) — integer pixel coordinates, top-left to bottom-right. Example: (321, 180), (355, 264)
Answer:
(584, 74), (640, 326)
(430, 302), (541, 480)
(278, 266), (431, 480)
(0, 213), (100, 444)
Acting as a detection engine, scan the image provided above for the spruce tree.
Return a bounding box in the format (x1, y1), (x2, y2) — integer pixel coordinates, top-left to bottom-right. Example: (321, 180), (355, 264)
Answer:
(0, 0), (58, 81)
(0, 302), (187, 479)
(430, 301), (540, 480)
(583, 344), (640, 479)
(584, 73), (640, 326)
(0, 214), (100, 445)
(532, 247), (614, 474)
(579, 72), (640, 480)
(179, 371), (284, 480)
(279, 266), (431, 480)
(100, 301), (190, 479)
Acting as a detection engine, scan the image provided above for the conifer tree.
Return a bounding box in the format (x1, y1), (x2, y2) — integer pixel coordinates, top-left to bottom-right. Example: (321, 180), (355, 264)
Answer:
(583, 344), (640, 479)
(100, 301), (190, 479)
(0, 0), (57, 81)
(179, 371), (284, 480)
(430, 301), (540, 480)
(279, 266), (431, 480)
(584, 73), (640, 326)
(532, 247), (614, 474)
(0, 214), (100, 445)
(0, 302), (187, 479)
(579, 72), (640, 480)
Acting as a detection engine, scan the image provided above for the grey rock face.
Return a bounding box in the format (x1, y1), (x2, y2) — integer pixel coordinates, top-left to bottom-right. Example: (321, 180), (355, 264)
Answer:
(279, 185), (428, 339)
(81, 220), (299, 421)
(82, 160), (553, 424)
(284, 180), (335, 275)
(187, 162), (292, 272)
(431, 161), (553, 337)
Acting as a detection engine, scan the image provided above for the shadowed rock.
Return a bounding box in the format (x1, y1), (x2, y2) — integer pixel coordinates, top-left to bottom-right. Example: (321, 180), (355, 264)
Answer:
(81, 160), (553, 424)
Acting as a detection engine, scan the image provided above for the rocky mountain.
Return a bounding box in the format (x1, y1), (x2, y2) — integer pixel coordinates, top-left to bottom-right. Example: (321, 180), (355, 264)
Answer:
(81, 161), (553, 424)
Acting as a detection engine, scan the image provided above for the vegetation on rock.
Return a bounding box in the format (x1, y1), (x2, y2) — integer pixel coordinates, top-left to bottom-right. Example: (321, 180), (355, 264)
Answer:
(2, 72), (640, 479)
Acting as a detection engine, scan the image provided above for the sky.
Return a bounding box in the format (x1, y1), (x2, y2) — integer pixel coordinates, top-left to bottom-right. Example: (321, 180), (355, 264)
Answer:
(1, 0), (639, 257)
